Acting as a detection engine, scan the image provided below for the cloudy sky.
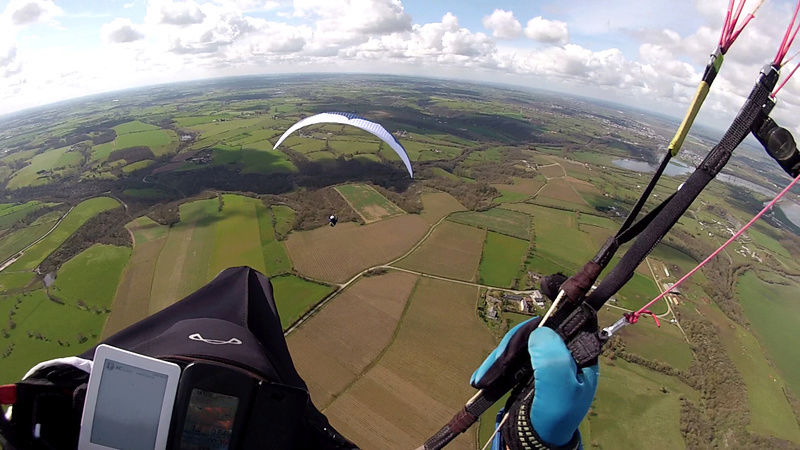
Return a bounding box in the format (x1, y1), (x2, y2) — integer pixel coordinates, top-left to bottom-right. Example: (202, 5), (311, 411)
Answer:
(3, 0), (800, 131)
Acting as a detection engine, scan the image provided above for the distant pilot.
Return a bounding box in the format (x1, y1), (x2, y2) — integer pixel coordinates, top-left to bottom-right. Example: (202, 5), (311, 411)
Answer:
(329, 215), (338, 227)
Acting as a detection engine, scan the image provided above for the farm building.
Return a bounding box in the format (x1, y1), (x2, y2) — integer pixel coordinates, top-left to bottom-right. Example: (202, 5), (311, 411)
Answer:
(662, 283), (681, 295)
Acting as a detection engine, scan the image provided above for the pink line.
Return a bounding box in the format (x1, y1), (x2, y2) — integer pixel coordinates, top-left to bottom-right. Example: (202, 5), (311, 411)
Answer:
(785, 21), (800, 62)
(721, 0), (735, 47)
(773, 60), (800, 97)
(776, 1), (800, 64)
(726, 13), (754, 51)
(729, 0), (747, 40)
(633, 172), (800, 317)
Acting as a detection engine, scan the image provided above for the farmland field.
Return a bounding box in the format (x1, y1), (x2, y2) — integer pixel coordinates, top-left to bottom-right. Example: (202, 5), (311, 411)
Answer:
(6, 197), (120, 271)
(582, 358), (699, 449)
(287, 271), (418, 407)
(491, 176), (546, 196)
(0, 244), (130, 383)
(335, 184), (405, 223)
(271, 274), (334, 329)
(698, 302), (800, 443)
(285, 214), (429, 283)
(0, 75), (796, 448)
(736, 271), (800, 395)
(396, 221), (485, 282)
(449, 207), (531, 240)
(104, 218), (169, 337)
(0, 289), (116, 383)
(418, 191), (465, 224)
(272, 205), (295, 237)
(322, 277), (495, 449)
(478, 232), (529, 288)
(0, 201), (50, 229)
(7, 146), (82, 189)
(109, 194), (294, 333)
(539, 164), (565, 178)
(0, 213), (59, 263)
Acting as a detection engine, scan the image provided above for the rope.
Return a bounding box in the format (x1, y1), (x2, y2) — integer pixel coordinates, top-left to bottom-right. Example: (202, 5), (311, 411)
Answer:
(630, 172), (800, 321)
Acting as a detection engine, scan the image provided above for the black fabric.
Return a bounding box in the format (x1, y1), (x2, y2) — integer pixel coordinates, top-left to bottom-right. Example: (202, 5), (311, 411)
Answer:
(80, 267), (304, 389)
(77, 266), (356, 450)
(6, 365), (88, 450)
(540, 274), (567, 302)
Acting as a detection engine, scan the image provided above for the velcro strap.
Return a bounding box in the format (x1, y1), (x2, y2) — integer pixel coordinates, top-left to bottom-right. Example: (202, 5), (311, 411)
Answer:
(566, 332), (603, 367)
(556, 303), (595, 341)
(560, 262), (601, 304)
(448, 407), (477, 434)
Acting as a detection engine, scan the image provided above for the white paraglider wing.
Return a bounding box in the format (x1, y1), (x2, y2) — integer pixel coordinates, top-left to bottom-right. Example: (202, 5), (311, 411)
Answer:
(273, 112), (413, 178)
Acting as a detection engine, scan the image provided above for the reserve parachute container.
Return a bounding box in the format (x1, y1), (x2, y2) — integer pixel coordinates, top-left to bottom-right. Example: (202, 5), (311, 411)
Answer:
(273, 112), (413, 178)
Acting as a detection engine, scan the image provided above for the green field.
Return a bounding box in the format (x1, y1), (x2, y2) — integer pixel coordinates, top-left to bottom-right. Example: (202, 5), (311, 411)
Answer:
(50, 244), (131, 307)
(747, 226), (790, 258)
(478, 232), (529, 288)
(0, 216), (58, 263)
(210, 147), (296, 174)
(7, 146), (83, 189)
(614, 270), (662, 311)
(449, 208), (531, 240)
(701, 302), (800, 443)
(0, 271), (35, 291)
(736, 271), (800, 395)
(0, 243), (130, 384)
(494, 190), (529, 203)
(272, 205), (295, 238)
(507, 203), (596, 274)
(5, 197), (120, 271)
(582, 358), (698, 449)
(113, 120), (161, 134)
(254, 200), (292, 275)
(115, 129), (176, 156)
(0, 201), (48, 229)
(335, 184), (404, 222)
(122, 160), (154, 173)
(146, 195), (293, 311)
(270, 275), (333, 329)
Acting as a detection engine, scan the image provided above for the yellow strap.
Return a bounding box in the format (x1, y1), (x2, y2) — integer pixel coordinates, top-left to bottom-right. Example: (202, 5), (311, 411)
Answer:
(668, 81), (710, 156)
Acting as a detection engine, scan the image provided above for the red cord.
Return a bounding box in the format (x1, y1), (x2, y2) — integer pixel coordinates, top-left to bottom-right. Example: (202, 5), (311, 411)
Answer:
(719, 0), (761, 53)
(775, 1), (800, 64)
(630, 173), (800, 322)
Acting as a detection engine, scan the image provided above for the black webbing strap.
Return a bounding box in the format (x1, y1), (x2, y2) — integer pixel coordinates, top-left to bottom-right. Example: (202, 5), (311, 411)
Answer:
(617, 151), (673, 234)
(591, 50), (723, 273)
(586, 64), (779, 310)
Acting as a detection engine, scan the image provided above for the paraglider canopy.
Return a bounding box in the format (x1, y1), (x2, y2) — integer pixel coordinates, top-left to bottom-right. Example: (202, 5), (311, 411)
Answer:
(273, 112), (414, 178)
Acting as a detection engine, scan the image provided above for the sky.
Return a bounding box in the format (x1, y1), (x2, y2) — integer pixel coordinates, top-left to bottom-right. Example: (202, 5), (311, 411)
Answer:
(3, 0), (800, 132)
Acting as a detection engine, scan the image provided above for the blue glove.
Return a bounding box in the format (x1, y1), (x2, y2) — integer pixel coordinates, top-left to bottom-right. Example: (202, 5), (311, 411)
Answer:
(471, 318), (599, 447)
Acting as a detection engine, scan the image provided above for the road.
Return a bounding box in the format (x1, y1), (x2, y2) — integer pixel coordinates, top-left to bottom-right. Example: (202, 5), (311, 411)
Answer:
(644, 257), (689, 343)
(286, 160), (688, 340)
(284, 213), (539, 335)
(0, 206), (74, 274)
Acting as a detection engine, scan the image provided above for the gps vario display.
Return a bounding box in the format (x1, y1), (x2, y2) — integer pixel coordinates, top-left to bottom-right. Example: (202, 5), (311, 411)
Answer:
(167, 360), (309, 449)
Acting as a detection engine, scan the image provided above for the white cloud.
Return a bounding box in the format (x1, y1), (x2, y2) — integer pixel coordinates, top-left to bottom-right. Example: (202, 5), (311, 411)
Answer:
(148, 0), (206, 25)
(6, 0), (800, 135)
(482, 9), (521, 40)
(295, 0), (411, 34)
(524, 16), (568, 44)
(2, 0), (61, 26)
(102, 18), (145, 43)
